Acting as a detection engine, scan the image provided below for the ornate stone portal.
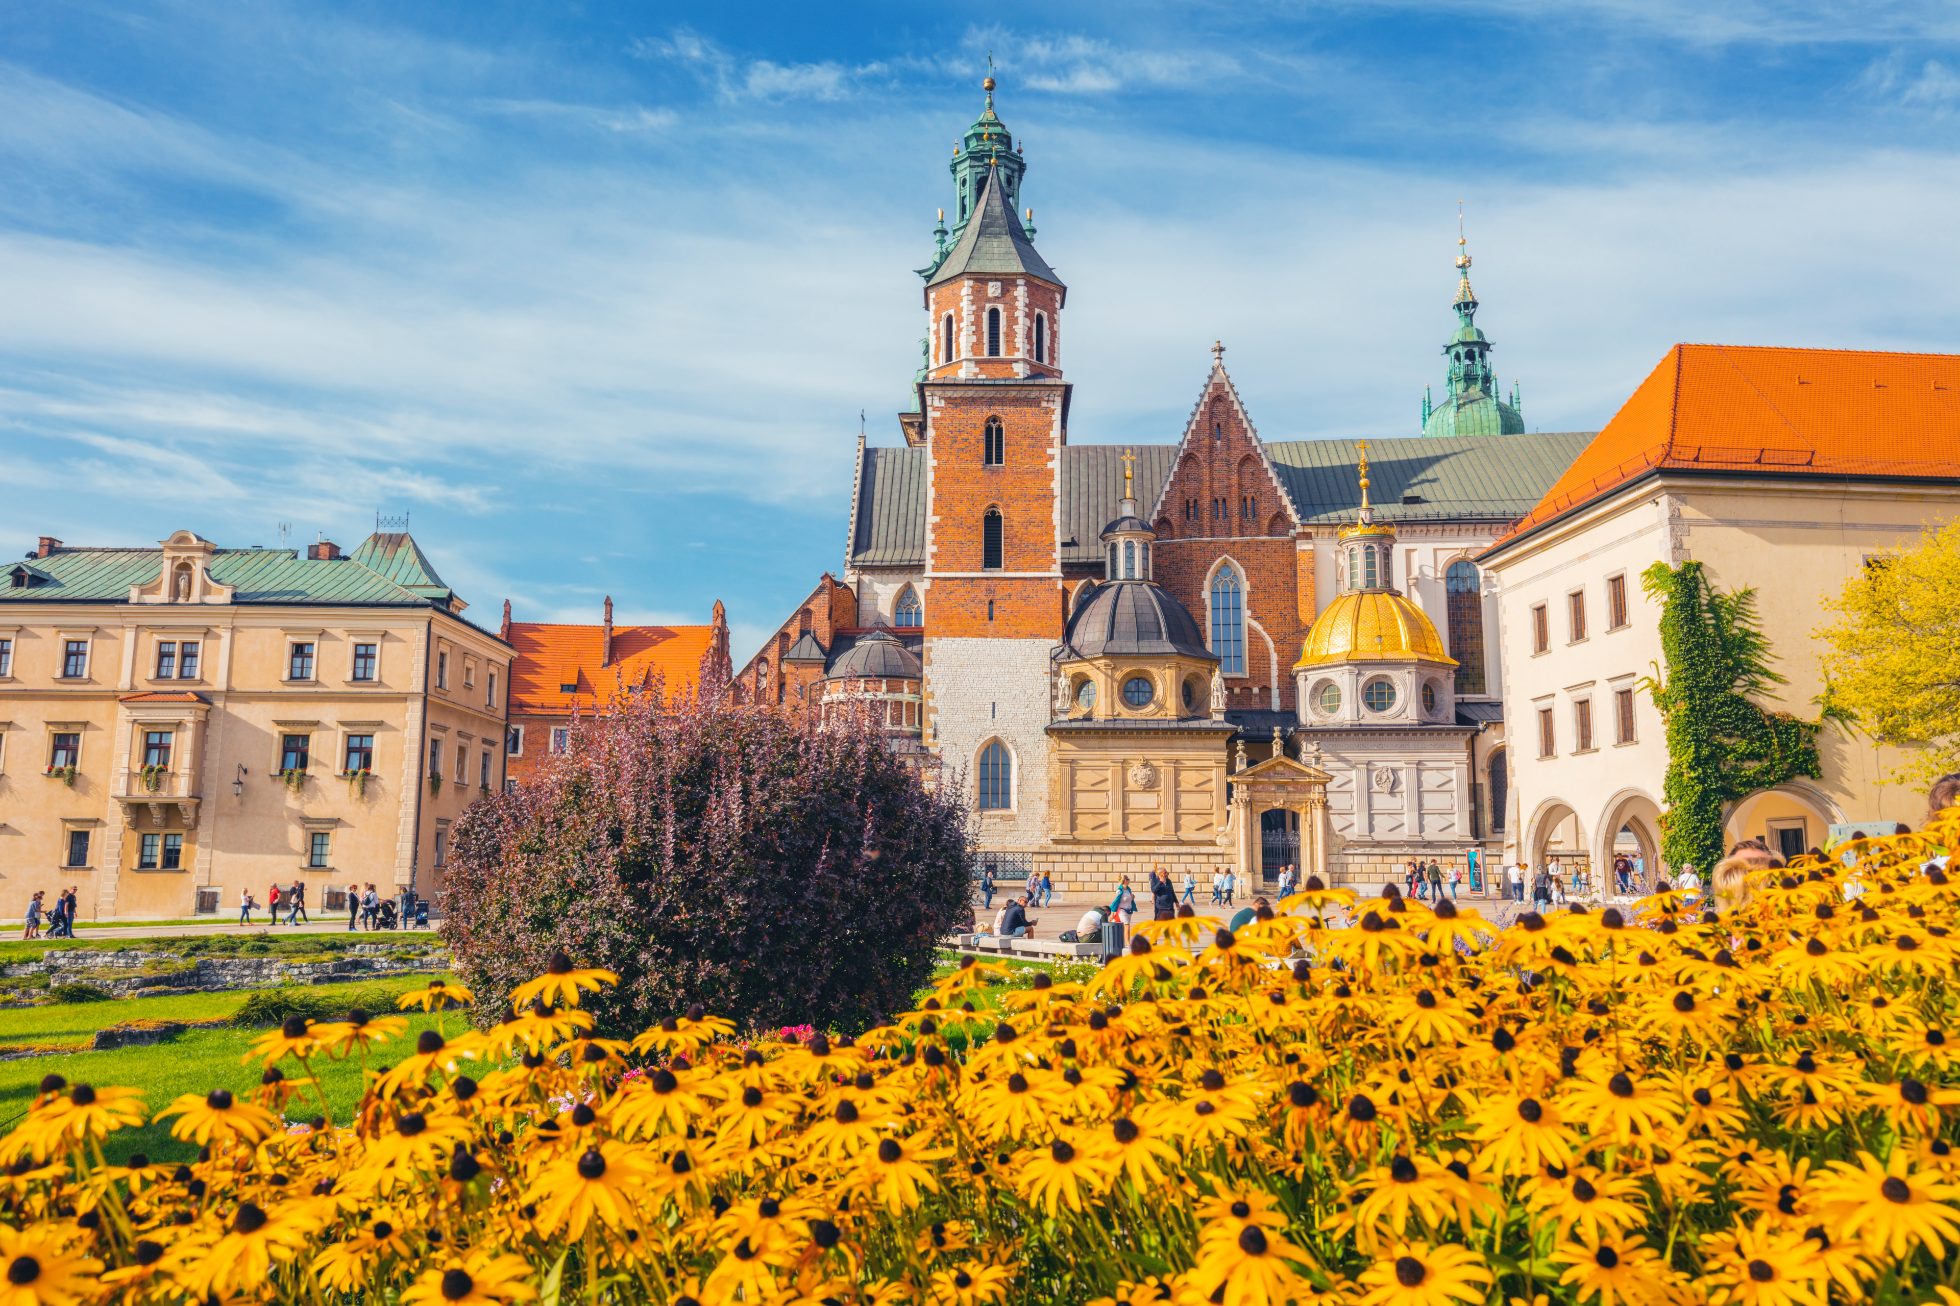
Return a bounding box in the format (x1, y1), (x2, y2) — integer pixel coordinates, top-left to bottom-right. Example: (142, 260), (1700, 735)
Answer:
(1227, 753), (1332, 885)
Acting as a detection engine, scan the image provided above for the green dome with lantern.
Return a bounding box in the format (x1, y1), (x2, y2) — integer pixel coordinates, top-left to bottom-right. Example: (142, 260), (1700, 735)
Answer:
(1420, 222), (1526, 438)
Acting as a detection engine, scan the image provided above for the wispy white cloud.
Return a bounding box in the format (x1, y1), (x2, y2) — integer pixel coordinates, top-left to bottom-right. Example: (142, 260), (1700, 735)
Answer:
(631, 29), (887, 103)
(1328, 0), (1960, 46)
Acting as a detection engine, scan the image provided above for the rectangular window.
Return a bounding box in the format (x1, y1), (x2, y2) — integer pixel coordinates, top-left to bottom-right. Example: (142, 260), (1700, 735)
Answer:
(1531, 604), (1549, 655)
(154, 641), (176, 679)
(428, 739), (443, 778)
(464, 660), (476, 688)
(308, 832), (331, 868)
(0, 636), (11, 677)
(65, 829), (90, 869)
(506, 726), (524, 756)
(434, 829), (448, 869)
(279, 734), (310, 772)
(505, 778), (518, 794)
(487, 670), (497, 707)
(62, 640), (88, 679)
(437, 651), (449, 690)
(178, 640), (200, 679)
(1574, 698), (1594, 752)
(1606, 574), (1629, 630)
(161, 833), (183, 870)
(1537, 707), (1556, 759)
(139, 833), (160, 870)
(351, 643), (378, 681)
(1568, 591), (1588, 643)
(1615, 687), (1637, 744)
(288, 642), (315, 681)
(49, 733), (80, 770)
(456, 743), (466, 779)
(550, 727), (571, 755)
(479, 752), (491, 788)
(981, 515), (1003, 570)
(343, 734), (374, 773)
(142, 730), (173, 769)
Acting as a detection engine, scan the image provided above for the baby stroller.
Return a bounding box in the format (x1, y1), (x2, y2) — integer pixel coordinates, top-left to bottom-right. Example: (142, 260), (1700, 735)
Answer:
(374, 899), (399, 930)
(412, 897), (430, 929)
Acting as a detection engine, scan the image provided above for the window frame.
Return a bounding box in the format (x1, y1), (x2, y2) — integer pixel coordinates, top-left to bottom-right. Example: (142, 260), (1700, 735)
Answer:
(1536, 706), (1556, 758)
(1444, 560), (1487, 695)
(550, 727), (571, 755)
(893, 587), (923, 628)
(976, 739), (1014, 812)
(0, 635), (12, 678)
(65, 828), (91, 869)
(981, 509), (1004, 571)
(308, 831), (331, 869)
(506, 725), (524, 757)
(178, 640), (200, 680)
(161, 833), (183, 870)
(1530, 604), (1550, 655)
(279, 733), (310, 773)
(1573, 697), (1595, 752)
(985, 306), (1002, 357)
(61, 639), (89, 680)
(940, 313), (954, 366)
(351, 642), (378, 682)
(1207, 562), (1247, 676)
(428, 738), (443, 778)
(1362, 677), (1398, 714)
(436, 650), (449, 690)
(142, 730), (173, 770)
(1033, 311), (1047, 364)
(1120, 674), (1155, 710)
(1567, 589), (1588, 643)
(343, 733), (375, 775)
(982, 415), (1004, 467)
(287, 641), (316, 682)
(1606, 573), (1630, 631)
(1614, 686), (1638, 745)
(154, 640), (177, 680)
(49, 732), (81, 770)
(479, 751), (491, 788)
(139, 832), (161, 870)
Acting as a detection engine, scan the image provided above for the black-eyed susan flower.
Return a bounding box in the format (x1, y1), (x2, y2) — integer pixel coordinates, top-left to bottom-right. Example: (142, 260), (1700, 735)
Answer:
(395, 977), (474, 1012)
(1354, 1242), (1492, 1306)
(398, 1252), (537, 1305)
(1467, 1092), (1577, 1178)
(1701, 1222), (1828, 1306)
(0, 1223), (101, 1306)
(1815, 1149), (1960, 1259)
(1190, 1219), (1314, 1306)
(155, 1088), (279, 1148)
(925, 1262), (1013, 1306)
(525, 1140), (656, 1240)
(1549, 1230), (1670, 1306)
(1013, 1134), (1110, 1216)
(508, 953), (617, 1011)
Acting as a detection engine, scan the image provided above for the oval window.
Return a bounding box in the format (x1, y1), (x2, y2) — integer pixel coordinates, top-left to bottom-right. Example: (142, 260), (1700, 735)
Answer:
(1075, 680), (1097, 711)
(1421, 681), (1437, 714)
(1122, 676), (1155, 709)
(1181, 677), (1199, 711)
(1363, 678), (1397, 713)
(1315, 680), (1341, 715)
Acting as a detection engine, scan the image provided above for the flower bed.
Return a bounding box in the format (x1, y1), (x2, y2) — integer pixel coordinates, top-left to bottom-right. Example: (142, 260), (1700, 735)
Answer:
(3, 822), (1959, 1304)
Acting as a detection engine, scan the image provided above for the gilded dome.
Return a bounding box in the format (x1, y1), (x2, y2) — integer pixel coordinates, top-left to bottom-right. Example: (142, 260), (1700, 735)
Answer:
(1295, 591), (1457, 669)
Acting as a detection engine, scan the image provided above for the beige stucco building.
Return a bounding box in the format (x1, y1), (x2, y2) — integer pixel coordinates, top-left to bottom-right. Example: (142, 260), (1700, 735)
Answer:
(0, 529), (511, 920)
(1481, 344), (1960, 876)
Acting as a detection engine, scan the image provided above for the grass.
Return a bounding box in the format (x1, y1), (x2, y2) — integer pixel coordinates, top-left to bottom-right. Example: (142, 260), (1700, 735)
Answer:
(0, 974), (439, 1051)
(0, 974), (462, 1164)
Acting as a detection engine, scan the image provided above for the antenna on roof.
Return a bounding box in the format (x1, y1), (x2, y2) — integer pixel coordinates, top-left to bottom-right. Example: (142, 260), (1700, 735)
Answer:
(276, 521), (291, 549)
(375, 511), (410, 532)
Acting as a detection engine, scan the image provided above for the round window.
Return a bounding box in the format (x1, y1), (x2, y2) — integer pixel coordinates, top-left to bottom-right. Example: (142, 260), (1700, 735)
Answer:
(1363, 678), (1397, 713)
(1421, 681), (1437, 713)
(1074, 679), (1097, 711)
(1315, 680), (1341, 715)
(1181, 677), (1199, 711)
(1122, 675), (1155, 709)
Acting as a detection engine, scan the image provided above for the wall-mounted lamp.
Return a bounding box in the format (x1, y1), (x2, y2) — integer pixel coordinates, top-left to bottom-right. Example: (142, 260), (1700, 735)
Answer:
(232, 764), (247, 798)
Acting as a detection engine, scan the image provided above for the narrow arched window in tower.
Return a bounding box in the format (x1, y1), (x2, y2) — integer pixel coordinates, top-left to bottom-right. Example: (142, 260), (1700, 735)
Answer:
(1362, 546), (1379, 590)
(1446, 560), (1487, 695)
(983, 415), (1004, 466)
(982, 509), (1004, 570)
(894, 586), (923, 628)
(1208, 563), (1245, 675)
(1122, 540), (1137, 579)
(986, 307), (1002, 357)
(941, 314), (954, 366)
(1033, 313), (1047, 364)
(978, 740), (1012, 811)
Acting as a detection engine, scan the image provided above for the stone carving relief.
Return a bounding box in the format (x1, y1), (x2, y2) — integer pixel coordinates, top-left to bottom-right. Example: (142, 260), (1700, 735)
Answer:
(1371, 766), (1399, 794)
(1128, 761), (1158, 790)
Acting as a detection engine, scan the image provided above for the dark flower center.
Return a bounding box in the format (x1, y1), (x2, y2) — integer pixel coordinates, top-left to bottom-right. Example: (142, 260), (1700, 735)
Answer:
(1201, 1069), (1226, 1091)
(441, 1268), (475, 1300)
(417, 1030), (444, 1055)
(1595, 1246), (1620, 1269)
(834, 1101), (859, 1124)
(1882, 1176), (1913, 1203)
(1517, 1098), (1544, 1123)
(1288, 1082), (1318, 1109)
(5, 1258), (37, 1286)
(811, 1218), (840, 1248)
(1050, 1140), (1074, 1163)
(1007, 1073), (1030, 1094)
(282, 1016), (309, 1039)
(1673, 992), (1696, 1013)
(233, 1202), (267, 1234)
(1607, 1073), (1634, 1098)
(1113, 1118), (1140, 1144)
(1903, 1079), (1930, 1105)
(954, 1270), (974, 1288)
(1389, 1156), (1417, 1183)
(742, 1087), (763, 1108)
(877, 1139), (902, 1164)
(133, 1240), (163, 1266)
(1129, 936), (1152, 956)
(547, 952), (573, 975)
(576, 1148), (606, 1180)
(759, 1198), (780, 1218)
(1748, 1260), (1774, 1283)
(397, 1113), (426, 1137)
(1238, 1226), (1268, 1255)
(1349, 1094), (1378, 1122)
(1395, 1256), (1426, 1287)
(206, 1089), (234, 1110)
(571, 1104), (596, 1127)
(1573, 1177), (1598, 1202)
(1416, 990), (1437, 1010)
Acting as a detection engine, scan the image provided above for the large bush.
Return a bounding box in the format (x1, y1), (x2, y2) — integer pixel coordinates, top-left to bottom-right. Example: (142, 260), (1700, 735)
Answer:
(440, 688), (971, 1035)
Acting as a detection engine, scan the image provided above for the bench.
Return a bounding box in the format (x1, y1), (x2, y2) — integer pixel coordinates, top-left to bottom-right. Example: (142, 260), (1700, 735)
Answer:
(949, 933), (1105, 960)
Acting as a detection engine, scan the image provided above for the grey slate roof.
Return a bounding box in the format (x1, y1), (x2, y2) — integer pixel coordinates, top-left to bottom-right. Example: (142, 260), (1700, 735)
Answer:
(1063, 579), (1213, 660)
(925, 167), (1062, 290)
(782, 633), (829, 663)
(846, 433), (1593, 570)
(826, 628), (923, 679)
(0, 534), (456, 607)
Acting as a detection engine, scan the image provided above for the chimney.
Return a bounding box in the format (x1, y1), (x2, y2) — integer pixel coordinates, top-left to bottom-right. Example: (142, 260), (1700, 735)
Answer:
(499, 599), (512, 642)
(35, 536), (60, 559)
(601, 596), (614, 667)
(306, 539), (341, 561)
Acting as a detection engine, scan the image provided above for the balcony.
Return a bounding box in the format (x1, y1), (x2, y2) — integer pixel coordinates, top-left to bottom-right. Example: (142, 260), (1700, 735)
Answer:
(114, 768), (202, 826)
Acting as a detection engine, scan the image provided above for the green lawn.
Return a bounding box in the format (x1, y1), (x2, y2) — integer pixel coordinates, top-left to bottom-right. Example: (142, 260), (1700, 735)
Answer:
(0, 973), (440, 1051)
(0, 930), (441, 967)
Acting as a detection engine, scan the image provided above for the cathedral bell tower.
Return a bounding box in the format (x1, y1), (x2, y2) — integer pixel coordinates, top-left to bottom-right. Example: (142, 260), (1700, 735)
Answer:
(914, 76), (1070, 849)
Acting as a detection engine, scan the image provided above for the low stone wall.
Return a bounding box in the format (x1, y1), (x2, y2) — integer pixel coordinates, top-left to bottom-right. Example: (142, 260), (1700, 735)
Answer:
(2, 944), (448, 1000)
(983, 843), (1509, 902)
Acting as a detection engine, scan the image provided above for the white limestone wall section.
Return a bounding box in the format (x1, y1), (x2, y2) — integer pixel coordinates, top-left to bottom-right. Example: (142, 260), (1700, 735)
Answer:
(926, 636), (1053, 850)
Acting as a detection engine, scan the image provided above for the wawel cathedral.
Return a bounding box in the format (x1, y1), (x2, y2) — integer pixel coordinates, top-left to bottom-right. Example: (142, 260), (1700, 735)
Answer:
(736, 78), (1594, 892)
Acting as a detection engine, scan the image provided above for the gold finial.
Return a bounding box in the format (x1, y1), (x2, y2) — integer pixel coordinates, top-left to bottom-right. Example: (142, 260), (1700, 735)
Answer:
(1455, 200), (1471, 271)
(936, 207), (944, 221)
(983, 51), (996, 97)
(1356, 439), (1372, 518)
(1121, 447), (1136, 495)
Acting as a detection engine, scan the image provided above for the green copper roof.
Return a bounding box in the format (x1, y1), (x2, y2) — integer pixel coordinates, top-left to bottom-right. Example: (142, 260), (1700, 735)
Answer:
(1, 532), (457, 607)
(926, 166), (1059, 290)
(1421, 234), (1525, 438)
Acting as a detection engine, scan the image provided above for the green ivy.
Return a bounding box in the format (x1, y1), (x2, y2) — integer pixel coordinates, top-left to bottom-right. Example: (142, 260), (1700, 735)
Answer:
(1641, 561), (1822, 873)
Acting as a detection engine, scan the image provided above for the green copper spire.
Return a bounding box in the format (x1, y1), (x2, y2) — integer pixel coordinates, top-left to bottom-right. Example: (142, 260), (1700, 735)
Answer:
(1421, 207), (1525, 437)
(919, 68), (1030, 281)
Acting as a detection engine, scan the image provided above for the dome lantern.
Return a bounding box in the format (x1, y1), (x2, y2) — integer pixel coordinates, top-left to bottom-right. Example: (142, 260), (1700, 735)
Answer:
(1099, 447), (1156, 581)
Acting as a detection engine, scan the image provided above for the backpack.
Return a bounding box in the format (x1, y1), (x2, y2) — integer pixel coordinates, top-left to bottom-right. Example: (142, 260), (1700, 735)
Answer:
(1058, 930), (1080, 943)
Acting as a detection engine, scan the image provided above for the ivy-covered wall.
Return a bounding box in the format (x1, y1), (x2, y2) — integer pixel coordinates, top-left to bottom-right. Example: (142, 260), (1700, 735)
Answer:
(1641, 561), (1822, 872)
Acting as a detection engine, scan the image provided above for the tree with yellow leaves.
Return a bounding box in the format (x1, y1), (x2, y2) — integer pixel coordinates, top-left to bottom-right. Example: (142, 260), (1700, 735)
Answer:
(1818, 519), (1960, 783)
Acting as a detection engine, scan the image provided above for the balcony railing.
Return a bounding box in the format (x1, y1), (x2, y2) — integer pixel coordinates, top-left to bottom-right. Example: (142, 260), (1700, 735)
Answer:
(115, 768), (200, 801)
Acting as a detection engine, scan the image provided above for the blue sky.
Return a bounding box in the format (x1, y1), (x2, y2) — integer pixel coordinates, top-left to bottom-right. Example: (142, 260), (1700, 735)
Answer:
(3, 2), (1959, 659)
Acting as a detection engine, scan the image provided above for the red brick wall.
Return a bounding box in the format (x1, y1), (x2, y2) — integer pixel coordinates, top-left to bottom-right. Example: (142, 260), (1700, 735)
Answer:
(925, 382), (1065, 641)
(733, 573), (859, 721)
(925, 277), (1063, 381)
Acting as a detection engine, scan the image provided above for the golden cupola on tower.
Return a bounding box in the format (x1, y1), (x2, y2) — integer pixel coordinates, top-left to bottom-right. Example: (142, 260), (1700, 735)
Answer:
(1296, 443), (1456, 670)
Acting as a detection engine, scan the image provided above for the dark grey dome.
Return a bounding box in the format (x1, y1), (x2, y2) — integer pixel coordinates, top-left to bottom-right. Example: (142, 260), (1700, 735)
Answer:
(1065, 580), (1213, 659)
(825, 629), (922, 680)
(1100, 513), (1152, 537)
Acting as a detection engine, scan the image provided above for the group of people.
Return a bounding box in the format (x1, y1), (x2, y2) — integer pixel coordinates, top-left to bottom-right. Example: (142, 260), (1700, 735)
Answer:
(19, 886), (82, 939)
(241, 881), (311, 926)
(347, 882), (419, 931)
(1402, 858), (1463, 902)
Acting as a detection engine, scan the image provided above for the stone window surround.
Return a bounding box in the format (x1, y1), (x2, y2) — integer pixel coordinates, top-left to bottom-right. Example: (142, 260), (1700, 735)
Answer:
(57, 628), (96, 680)
(974, 736), (1018, 815)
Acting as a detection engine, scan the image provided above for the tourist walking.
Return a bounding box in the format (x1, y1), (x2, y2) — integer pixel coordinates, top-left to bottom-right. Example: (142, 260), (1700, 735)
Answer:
(1210, 869), (1224, 905)
(238, 892), (258, 926)
(980, 868), (995, 911)
(1151, 867), (1176, 922)
(1448, 864), (1462, 901)
(1221, 869), (1236, 907)
(21, 892), (44, 940)
(347, 882), (362, 931)
(362, 884), (380, 929)
(1505, 861), (1523, 902)
(1180, 871), (1195, 905)
(44, 890), (69, 939)
(1107, 876), (1139, 925)
(1039, 872), (1053, 908)
(285, 880), (309, 926)
(1530, 866), (1552, 914)
(267, 883), (281, 923)
(1426, 860), (1444, 902)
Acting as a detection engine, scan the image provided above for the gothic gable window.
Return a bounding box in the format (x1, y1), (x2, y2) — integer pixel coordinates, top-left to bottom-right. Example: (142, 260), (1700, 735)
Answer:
(1208, 562), (1246, 675)
(894, 587), (923, 628)
(1446, 560), (1487, 695)
(983, 415), (1004, 466)
(982, 509), (1004, 570)
(977, 739), (1013, 811)
(986, 307), (1002, 357)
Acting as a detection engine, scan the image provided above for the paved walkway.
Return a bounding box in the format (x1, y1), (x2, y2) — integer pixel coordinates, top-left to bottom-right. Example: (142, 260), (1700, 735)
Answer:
(974, 888), (1543, 930)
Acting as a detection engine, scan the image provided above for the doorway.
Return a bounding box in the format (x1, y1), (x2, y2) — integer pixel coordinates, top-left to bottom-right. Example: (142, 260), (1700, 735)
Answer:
(1260, 808), (1299, 883)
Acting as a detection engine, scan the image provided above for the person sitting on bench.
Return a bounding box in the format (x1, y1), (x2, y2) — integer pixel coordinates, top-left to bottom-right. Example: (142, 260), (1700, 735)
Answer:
(998, 896), (1036, 939)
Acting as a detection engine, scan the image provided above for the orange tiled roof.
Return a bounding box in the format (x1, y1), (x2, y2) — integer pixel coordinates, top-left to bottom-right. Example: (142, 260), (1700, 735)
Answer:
(507, 621), (714, 714)
(1496, 343), (1960, 546)
(119, 691), (209, 703)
